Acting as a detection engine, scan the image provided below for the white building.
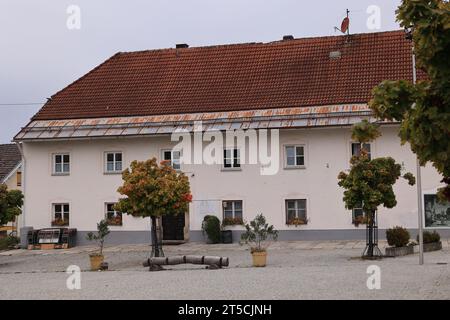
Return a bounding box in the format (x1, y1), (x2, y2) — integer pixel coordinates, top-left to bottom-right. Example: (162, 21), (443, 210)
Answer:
(14, 30), (448, 244)
(0, 144), (23, 236)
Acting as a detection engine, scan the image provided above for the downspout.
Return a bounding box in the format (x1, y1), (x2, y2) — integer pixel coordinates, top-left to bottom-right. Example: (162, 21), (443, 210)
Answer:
(15, 142), (25, 227)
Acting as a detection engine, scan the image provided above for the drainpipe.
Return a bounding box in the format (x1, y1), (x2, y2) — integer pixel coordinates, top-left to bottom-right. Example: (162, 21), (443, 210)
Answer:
(15, 142), (25, 227)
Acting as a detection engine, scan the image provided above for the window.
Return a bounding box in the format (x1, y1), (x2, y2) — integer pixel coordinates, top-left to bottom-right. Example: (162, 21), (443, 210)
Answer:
(223, 148), (240, 169)
(16, 171), (22, 187)
(105, 152), (123, 173)
(53, 154), (70, 174)
(285, 145), (305, 168)
(163, 150), (181, 170)
(286, 199), (307, 225)
(352, 203), (366, 225)
(222, 200), (243, 223)
(105, 203), (123, 226)
(52, 203), (69, 226)
(351, 143), (371, 160)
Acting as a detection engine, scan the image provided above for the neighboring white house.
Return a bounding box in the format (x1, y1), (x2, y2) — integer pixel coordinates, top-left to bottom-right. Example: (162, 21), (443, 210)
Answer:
(14, 30), (448, 244)
(0, 143), (23, 236)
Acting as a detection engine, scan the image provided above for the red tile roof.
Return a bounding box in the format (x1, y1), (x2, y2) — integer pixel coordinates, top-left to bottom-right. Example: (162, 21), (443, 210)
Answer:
(32, 30), (424, 121)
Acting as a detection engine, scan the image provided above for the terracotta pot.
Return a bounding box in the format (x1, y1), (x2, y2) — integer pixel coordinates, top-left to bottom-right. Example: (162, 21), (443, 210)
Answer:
(89, 254), (104, 271)
(251, 251), (267, 267)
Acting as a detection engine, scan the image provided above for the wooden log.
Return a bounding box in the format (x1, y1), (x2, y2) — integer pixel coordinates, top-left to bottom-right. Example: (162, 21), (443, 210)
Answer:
(147, 255), (229, 267)
(168, 256), (185, 265)
(185, 255), (204, 265)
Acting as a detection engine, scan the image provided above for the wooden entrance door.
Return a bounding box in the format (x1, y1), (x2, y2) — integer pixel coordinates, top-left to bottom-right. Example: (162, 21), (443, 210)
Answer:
(162, 213), (185, 241)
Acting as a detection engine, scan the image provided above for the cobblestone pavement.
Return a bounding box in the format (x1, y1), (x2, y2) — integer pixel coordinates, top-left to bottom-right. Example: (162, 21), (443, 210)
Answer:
(0, 240), (449, 299)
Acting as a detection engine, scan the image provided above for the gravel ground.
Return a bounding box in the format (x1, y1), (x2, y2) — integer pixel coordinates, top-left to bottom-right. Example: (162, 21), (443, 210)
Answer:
(0, 242), (449, 300)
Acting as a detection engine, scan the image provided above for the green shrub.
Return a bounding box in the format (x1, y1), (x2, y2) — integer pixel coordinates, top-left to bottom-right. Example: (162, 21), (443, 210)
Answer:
(418, 231), (440, 244)
(0, 235), (19, 250)
(386, 226), (410, 247)
(202, 215), (221, 244)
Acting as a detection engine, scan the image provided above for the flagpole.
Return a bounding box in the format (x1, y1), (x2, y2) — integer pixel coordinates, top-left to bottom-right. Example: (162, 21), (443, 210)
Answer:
(411, 41), (424, 265)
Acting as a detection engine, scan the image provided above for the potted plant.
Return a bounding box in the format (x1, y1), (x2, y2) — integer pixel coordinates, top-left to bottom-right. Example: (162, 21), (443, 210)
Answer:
(106, 215), (122, 226)
(51, 218), (69, 226)
(352, 215), (368, 227)
(222, 217), (244, 227)
(201, 215), (221, 244)
(385, 226), (413, 257)
(86, 219), (110, 270)
(417, 230), (442, 252)
(286, 217), (308, 227)
(240, 213), (278, 267)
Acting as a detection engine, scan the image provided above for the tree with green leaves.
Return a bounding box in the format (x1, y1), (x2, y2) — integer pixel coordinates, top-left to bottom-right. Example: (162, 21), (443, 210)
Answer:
(338, 121), (416, 258)
(86, 219), (110, 256)
(0, 184), (23, 226)
(369, 0), (450, 202)
(115, 158), (192, 259)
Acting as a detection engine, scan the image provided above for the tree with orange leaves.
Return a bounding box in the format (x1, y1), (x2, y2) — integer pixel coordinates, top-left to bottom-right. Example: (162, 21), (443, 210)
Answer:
(115, 158), (191, 260)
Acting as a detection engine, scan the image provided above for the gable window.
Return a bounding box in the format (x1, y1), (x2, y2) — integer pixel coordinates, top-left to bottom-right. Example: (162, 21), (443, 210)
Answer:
(105, 152), (123, 173)
(223, 148), (240, 169)
(286, 199), (307, 225)
(105, 203), (123, 226)
(16, 171), (22, 187)
(163, 150), (181, 170)
(53, 154), (70, 174)
(351, 143), (371, 160)
(52, 203), (69, 226)
(285, 145), (305, 168)
(222, 200), (243, 224)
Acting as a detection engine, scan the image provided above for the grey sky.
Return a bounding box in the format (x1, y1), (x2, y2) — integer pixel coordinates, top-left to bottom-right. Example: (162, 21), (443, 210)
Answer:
(0, 0), (401, 143)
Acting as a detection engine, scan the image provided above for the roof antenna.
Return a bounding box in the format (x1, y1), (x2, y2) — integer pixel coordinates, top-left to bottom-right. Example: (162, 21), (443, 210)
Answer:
(334, 9), (350, 36)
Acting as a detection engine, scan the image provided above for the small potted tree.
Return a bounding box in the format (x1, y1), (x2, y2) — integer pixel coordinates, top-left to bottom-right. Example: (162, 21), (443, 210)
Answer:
(240, 214), (278, 267)
(86, 219), (110, 271)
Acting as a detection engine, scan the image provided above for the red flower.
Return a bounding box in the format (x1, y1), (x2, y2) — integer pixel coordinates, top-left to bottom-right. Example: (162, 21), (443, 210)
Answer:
(183, 193), (193, 202)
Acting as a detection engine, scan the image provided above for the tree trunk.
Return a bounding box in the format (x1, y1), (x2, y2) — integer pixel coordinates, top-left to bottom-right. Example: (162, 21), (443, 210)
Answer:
(363, 210), (381, 259)
(367, 210), (374, 257)
(151, 215), (161, 257)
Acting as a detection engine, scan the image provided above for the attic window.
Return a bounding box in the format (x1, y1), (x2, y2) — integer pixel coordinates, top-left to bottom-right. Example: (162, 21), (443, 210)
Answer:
(329, 51), (341, 59)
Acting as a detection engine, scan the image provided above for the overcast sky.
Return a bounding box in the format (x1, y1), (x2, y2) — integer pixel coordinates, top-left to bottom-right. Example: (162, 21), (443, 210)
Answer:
(0, 0), (401, 143)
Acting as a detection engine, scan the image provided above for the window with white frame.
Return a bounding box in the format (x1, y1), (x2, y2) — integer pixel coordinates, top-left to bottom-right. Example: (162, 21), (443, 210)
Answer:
(351, 143), (371, 160)
(53, 154), (70, 174)
(105, 152), (123, 173)
(105, 203), (123, 226)
(285, 199), (307, 225)
(222, 200), (243, 221)
(163, 150), (181, 170)
(223, 148), (240, 169)
(52, 203), (70, 226)
(285, 145), (305, 168)
(352, 201), (366, 225)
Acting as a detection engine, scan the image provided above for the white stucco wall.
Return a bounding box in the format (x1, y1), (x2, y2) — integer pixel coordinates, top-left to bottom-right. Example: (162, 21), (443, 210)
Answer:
(21, 125), (444, 235)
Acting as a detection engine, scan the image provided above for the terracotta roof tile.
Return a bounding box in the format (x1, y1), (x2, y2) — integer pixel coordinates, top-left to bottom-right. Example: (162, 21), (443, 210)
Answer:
(32, 30), (426, 120)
